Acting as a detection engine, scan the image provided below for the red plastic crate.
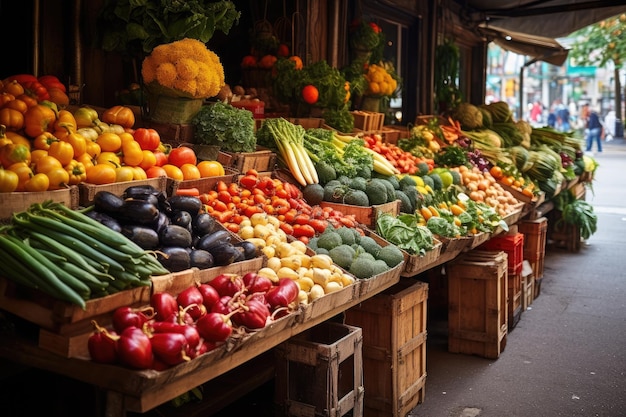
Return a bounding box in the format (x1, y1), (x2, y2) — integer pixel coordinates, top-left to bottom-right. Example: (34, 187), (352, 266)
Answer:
(481, 233), (524, 275)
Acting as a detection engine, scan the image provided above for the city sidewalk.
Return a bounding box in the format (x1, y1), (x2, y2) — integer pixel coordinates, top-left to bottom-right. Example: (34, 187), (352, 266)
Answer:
(409, 142), (626, 417)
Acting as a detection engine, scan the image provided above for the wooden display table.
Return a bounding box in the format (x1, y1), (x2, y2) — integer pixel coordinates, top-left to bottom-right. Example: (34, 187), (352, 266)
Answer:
(0, 264), (401, 417)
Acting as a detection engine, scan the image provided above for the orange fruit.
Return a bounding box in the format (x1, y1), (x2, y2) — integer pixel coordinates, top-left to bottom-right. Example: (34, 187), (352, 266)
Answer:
(197, 160), (225, 177)
(180, 163), (201, 180)
(161, 164), (184, 181)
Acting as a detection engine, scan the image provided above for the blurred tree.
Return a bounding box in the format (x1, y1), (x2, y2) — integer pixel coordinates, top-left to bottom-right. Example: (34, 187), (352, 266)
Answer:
(569, 13), (626, 134)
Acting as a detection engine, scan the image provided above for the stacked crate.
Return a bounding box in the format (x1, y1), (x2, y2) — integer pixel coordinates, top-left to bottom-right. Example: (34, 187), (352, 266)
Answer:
(447, 251), (508, 359)
(480, 233), (524, 330)
(274, 321), (364, 417)
(344, 279), (428, 417)
(518, 217), (548, 291)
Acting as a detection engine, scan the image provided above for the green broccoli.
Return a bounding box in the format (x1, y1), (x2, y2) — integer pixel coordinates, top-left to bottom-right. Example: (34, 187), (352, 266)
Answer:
(329, 244), (356, 269)
(377, 245), (405, 268)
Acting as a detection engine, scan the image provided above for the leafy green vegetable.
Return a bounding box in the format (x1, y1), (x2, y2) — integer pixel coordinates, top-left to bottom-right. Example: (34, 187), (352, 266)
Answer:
(554, 189), (597, 240)
(376, 213), (435, 255)
(97, 0), (241, 55)
(303, 129), (372, 178)
(434, 146), (469, 167)
(425, 216), (462, 238)
(192, 102), (256, 153)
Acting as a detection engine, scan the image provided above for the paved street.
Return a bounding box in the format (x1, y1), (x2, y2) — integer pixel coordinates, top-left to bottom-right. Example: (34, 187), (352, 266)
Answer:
(409, 139), (626, 417)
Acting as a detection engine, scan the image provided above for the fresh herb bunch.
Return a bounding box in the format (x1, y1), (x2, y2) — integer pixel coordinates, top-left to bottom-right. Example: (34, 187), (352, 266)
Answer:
(434, 145), (469, 167)
(192, 102), (256, 153)
(97, 0), (241, 56)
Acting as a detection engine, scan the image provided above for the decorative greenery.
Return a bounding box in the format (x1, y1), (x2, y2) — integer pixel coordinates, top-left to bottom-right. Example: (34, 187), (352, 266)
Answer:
(434, 38), (463, 114)
(97, 0), (241, 56)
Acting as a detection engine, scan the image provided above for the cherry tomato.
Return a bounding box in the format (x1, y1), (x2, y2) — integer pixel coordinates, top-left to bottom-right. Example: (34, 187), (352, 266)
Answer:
(302, 85), (319, 105)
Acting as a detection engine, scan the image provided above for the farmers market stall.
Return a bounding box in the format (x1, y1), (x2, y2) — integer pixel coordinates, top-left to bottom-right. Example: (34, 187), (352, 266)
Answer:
(0, 3), (600, 413)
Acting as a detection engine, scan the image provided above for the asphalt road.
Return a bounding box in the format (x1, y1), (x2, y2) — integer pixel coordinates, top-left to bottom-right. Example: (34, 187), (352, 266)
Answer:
(409, 139), (626, 417)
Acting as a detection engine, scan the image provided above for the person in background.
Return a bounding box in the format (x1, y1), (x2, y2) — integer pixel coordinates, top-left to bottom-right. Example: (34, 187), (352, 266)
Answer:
(585, 107), (603, 153)
(530, 100), (543, 124)
(547, 111), (557, 128)
(604, 110), (616, 142)
(557, 106), (571, 132)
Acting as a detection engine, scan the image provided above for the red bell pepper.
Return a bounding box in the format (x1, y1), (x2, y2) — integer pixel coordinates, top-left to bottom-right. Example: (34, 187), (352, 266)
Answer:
(176, 286), (207, 321)
(208, 273), (245, 297)
(112, 305), (155, 333)
(87, 320), (119, 364)
(195, 310), (239, 342)
(150, 332), (191, 366)
(232, 295), (270, 329)
(151, 292), (179, 321)
(265, 278), (299, 310)
(117, 326), (153, 370)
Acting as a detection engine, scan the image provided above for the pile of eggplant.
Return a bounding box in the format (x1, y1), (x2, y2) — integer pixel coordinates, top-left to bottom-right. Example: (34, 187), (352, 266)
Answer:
(84, 185), (258, 272)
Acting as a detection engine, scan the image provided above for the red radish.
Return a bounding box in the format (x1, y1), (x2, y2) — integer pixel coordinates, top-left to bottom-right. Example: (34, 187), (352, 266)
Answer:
(149, 321), (200, 350)
(232, 296), (270, 329)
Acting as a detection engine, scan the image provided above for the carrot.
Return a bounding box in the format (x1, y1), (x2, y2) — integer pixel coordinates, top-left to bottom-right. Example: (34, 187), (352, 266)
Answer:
(175, 187), (200, 196)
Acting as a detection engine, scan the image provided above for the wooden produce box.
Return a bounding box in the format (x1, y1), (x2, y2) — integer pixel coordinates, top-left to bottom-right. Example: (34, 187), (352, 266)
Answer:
(217, 146), (277, 173)
(378, 126), (409, 145)
(0, 278), (151, 358)
(0, 186), (79, 222)
(289, 117), (325, 129)
(344, 279), (428, 417)
(518, 217), (547, 280)
(166, 167), (239, 196)
(320, 200), (401, 229)
(274, 321), (364, 417)
(352, 111), (385, 132)
(78, 176), (168, 206)
(521, 261), (535, 311)
(506, 270), (523, 331)
(548, 210), (581, 252)
(365, 229), (442, 278)
(436, 236), (472, 264)
(447, 250), (508, 359)
(144, 120), (196, 148)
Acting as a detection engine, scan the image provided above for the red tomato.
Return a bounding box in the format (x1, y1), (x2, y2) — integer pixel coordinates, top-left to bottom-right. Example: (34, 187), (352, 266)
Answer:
(167, 146), (196, 168)
(153, 150), (168, 167)
(145, 166), (167, 178)
(302, 85), (319, 105)
(133, 128), (161, 151)
(277, 44), (290, 57)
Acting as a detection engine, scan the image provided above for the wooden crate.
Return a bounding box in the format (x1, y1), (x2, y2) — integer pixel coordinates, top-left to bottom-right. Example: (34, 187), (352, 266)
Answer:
(547, 210), (581, 252)
(447, 250), (508, 359)
(344, 279), (428, 417)
(507, 270), (522, 331)
(351, 111), (385, 132)
(521, 261), (535, 311)
(480, 233), (524, 275)
(217, 147), (277, 173)
(289, 117), (325, 129)
(144, 120), (196, 148)
(0, 185), (79, 221)
(319, 200), (401, 229)
(78, 176), (168, 206)
(274, 321), (364, 417)
(166, 167), (239, 196)
(518, 217), (547, 280)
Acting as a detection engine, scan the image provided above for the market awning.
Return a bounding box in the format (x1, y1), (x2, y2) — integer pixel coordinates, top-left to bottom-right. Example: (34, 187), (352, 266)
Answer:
(457, 0), (626, 63)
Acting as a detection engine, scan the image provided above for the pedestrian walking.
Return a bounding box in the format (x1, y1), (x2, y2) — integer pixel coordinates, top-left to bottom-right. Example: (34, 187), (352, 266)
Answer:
(585, 108), (603, 153)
